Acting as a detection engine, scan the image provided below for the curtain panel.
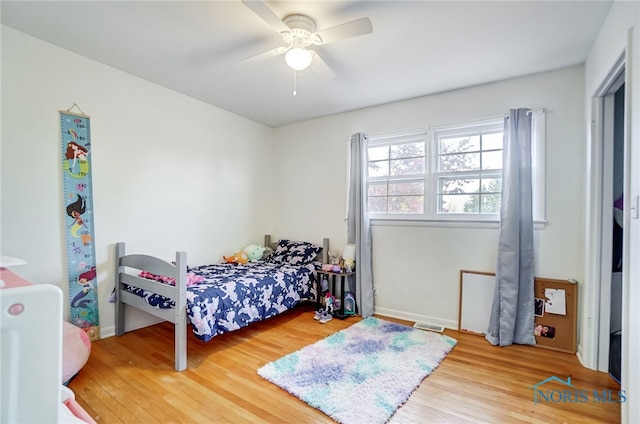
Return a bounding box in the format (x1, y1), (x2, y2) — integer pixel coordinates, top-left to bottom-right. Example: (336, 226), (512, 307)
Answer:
(485, 109), (536, 347)
(347, 132), (374, 317)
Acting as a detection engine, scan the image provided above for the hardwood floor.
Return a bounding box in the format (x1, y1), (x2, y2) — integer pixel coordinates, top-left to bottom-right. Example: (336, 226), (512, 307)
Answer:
(68, 303), (621, 423)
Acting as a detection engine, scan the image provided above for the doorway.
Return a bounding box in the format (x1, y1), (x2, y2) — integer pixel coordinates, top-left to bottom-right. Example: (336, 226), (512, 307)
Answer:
(595, 67), (625, 380)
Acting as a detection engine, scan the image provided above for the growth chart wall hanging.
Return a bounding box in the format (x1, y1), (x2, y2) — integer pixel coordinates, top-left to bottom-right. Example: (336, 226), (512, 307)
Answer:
(60, 104), (100, 341)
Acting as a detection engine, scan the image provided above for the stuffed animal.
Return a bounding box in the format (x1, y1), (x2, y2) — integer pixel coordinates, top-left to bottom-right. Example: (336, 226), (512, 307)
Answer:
(324, 292), (334, 314)
(223, 251), (248, 264)
(261, 246), (274, 260)
(343, 258), (355, 273)
(328, 250), (341, 265)
(243, 244), (266, 262)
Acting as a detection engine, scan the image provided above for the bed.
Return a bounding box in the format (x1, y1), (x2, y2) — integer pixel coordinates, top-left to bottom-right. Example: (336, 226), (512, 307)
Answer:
(114, 235), (328, 371)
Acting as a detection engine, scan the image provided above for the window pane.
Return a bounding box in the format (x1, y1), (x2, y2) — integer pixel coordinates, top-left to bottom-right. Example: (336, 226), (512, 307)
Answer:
(438, 194), (477, 213)
(462, 194), (481, 213)
(368, 160), (389, 177)
(389, 196), (424, 214)
(369, 197), (387, 214)
(390, 142), (425, 159)
(439, 136), (479, 154)
(481, 177), (501, 193)
(482, 131), (503, 150)
(390, 157), (425, 175)
(368, 146), (389, 161)
(368, 181), (388, 196)
(481, 151), (502, 170)
(389, 180), (423, 195)
(438, 177), (480, 194)
(439, 152), (479, 172)
(481, 194), (501, 213)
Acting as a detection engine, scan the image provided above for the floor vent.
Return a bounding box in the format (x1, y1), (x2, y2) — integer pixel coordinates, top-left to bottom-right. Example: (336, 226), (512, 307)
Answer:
(413, 322), (445, 333)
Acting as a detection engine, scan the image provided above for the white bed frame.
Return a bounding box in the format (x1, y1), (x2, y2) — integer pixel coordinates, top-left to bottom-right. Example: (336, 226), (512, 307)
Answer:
(114, 235), (328, 371)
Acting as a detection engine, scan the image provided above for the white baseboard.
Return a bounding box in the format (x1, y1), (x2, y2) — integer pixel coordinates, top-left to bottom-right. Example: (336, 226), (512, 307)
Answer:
(576, 343), (587, 368)
(100, 307), (454, 339)
(373, 306), (458, 330)
(576, 342), (602, 371)
(98, 316), (163, 339)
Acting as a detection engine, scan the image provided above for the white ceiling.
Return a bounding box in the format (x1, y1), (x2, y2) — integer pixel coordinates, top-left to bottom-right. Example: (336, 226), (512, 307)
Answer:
(1, 1), (612, 128)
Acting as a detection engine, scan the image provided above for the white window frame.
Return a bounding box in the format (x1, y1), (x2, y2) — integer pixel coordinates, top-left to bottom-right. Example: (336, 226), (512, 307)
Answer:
(367, 129), (429, 219)
(431, 118), (504, 222)
(367, 111), (546, 228)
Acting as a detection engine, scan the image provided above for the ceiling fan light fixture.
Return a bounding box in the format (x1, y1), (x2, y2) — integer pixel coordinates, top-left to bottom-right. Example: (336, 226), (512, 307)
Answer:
(285, 47), (312, 71)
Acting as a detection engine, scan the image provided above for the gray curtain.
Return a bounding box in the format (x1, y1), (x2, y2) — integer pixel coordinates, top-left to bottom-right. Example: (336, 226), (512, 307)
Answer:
(347, 132), (374, 317)
(485, 109), (536, 346)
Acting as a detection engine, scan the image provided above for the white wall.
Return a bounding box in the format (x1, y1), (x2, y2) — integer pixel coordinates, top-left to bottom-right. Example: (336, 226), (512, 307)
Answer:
(273, 66), (586, 329)
(4, 13), (634, 419)
(583, 2), (640, 422)
(1, 27), (274, 336)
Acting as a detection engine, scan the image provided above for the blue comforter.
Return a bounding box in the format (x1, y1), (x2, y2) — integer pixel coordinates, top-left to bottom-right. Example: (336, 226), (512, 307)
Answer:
(124, 261), (317, 342)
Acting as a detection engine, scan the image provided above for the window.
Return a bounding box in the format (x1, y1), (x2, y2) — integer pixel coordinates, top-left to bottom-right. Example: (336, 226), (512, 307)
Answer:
(434, 121), (503, 217)
(367, 112), (545, 225)
(368, 132), (426, 215)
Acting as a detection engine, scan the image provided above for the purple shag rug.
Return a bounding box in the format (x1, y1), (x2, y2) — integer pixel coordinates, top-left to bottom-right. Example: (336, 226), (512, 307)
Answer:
(258, 316), (456, 424)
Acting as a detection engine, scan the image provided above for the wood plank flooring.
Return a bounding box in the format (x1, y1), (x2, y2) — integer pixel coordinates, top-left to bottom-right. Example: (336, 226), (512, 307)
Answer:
(68, 303), (621, 423)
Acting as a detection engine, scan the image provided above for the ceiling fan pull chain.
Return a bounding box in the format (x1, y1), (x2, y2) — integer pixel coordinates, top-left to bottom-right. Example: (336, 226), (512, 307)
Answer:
(293, 70), (298, 96)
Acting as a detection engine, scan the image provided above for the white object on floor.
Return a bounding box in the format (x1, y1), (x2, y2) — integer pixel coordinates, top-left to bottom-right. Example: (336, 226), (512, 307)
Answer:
(60, 385), (95, 423)
(319, 312), (333, 324)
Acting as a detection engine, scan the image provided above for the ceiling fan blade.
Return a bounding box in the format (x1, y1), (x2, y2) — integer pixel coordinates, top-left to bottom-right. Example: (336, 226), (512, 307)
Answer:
(310, 51), (336, 80)
(242, 0), (290, 34)
(315, 17), (373, 45)
(240, 46), (288, 64)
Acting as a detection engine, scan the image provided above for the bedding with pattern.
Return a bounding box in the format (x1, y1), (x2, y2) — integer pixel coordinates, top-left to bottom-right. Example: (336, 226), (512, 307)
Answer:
(123, 240), (321, 342)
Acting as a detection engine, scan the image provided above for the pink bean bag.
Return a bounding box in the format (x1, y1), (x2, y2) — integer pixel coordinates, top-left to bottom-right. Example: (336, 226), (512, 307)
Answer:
(62, 321), (91, 384)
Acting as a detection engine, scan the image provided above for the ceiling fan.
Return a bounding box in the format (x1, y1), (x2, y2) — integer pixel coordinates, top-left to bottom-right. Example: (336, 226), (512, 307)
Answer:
(241, 0), (373, 81)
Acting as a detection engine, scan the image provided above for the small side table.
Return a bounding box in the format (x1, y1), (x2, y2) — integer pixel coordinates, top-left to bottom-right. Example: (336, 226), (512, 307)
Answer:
(316, 270), (355, 319)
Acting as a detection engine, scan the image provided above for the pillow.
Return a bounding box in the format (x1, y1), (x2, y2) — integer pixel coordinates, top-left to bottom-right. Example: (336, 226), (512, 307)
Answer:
(62, 321), (91, 384)
(268, 239), (322, 265)
(139, 270), (204, 287)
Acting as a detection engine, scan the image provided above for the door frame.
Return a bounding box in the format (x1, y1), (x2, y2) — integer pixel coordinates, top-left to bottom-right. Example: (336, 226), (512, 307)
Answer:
(582, 28), (635, 423)
(582, 50), (625, 371)
(595, 67), (625, 372)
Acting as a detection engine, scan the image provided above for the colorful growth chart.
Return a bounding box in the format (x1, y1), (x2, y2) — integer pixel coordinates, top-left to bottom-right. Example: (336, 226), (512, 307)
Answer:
(60, 110), (100, 341)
